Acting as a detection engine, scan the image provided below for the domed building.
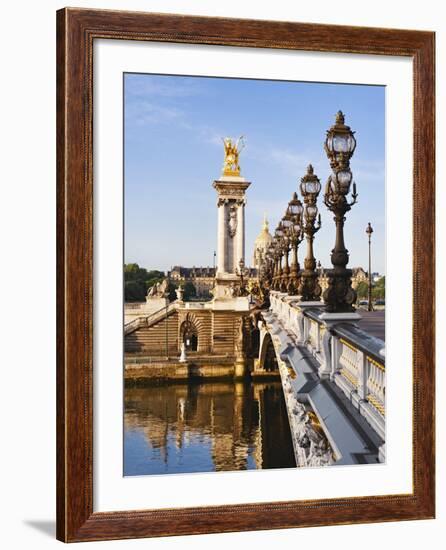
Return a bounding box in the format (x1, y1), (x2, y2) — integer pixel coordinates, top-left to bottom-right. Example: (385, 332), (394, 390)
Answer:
(253, 215), (273, 272)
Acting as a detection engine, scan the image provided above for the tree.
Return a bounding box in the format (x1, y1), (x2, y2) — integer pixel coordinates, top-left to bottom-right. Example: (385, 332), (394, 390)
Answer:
(372, 276), (385, 300)
(356, 281), (369, 299)
(167, 281), (178, 302)
(183, 281), (197, 301)
(124, 263), (165, 302)
(124, 280), (146, 302)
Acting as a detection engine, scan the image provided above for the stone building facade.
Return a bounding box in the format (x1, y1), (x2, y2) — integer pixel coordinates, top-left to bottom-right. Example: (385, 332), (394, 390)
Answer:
(168, 266), (216, 298)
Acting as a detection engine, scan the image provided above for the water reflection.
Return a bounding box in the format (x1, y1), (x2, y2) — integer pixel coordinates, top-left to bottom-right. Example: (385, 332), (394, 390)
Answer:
(124, 380), (296, 476)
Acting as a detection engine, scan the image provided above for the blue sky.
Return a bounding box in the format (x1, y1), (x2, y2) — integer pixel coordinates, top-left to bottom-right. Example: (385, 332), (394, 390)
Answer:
(124, 73), (385, 275)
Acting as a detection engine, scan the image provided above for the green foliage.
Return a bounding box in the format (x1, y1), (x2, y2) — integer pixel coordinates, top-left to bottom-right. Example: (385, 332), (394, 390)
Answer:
(355, 276), (385, 303)
(372, 276), (385, 299)
(124, 280), (146, 302)
(356, 281), (369, 299)
(164, 281), (197, 302)
(183, 281), (197, 300)
(124, 263), (164, 302)
(123, 264), (211, 303)
(167, 281), (178, 302)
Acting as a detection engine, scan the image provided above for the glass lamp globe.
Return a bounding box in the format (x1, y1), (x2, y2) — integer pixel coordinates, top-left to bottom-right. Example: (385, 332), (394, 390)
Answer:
(330, 170), (352, 195)
(336, 170), (352, 194)
(305, 204), (318, 220)
(288, 192), (304, 217)
(302, 178), (321, 195)
(326, 111), (356, 156)
(282, 212), (293, 229)
(332, 133), (356, 153)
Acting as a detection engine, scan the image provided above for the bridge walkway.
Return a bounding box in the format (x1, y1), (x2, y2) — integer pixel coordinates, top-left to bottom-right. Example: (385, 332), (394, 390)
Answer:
(262, 309), (384, 467)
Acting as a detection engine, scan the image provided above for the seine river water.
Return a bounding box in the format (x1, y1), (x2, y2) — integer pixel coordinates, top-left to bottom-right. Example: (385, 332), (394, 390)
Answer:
(124, 380), (296, 476)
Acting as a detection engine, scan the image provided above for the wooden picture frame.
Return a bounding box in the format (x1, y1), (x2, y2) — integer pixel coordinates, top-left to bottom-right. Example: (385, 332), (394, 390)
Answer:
(56, 7), (435, 542)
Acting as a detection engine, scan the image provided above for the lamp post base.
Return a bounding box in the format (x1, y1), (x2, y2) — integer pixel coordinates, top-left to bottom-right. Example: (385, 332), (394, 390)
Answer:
(322, 268), (357, 313)
(298, 270), (322, 302)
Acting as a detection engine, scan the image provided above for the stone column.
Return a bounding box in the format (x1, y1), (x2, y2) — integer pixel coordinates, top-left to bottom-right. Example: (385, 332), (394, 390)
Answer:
(217, 199), (226, 274)
(318, 329), (332, 378)
(236, 200), (245, 268)
(357, 350), (367, 400)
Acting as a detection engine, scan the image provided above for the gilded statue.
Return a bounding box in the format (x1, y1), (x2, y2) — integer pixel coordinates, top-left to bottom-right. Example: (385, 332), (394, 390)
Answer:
(222, 136), (245, 176)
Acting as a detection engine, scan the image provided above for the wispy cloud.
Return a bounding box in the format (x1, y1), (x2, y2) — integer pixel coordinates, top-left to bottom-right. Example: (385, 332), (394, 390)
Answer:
(270, 149), (309, 171)
(205, 131), (225, 146)
(124, 74), (206, 128)
(268, 148), (327, 178)
(126, 100), (184, 126)
(269, 147), (384, 182)
(125, 75), (203, 99)
(248, 198), (287, 224)
(352, 158), (385, 182)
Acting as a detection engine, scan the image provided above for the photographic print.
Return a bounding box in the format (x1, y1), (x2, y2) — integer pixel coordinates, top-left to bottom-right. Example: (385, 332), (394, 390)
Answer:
(123, 73), (386, 477)
(57, 9), (435, 541)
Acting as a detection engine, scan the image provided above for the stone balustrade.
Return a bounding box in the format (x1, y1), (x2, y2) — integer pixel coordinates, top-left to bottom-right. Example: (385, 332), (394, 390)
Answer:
(125, 301), (147, 309)
(124, 301), (178, 334)
(268, 291), (386, 441)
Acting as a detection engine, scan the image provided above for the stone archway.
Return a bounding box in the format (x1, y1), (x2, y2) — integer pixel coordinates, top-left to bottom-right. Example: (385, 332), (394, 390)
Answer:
(258, 332), (278, 372)
(180, 313), (199, 351)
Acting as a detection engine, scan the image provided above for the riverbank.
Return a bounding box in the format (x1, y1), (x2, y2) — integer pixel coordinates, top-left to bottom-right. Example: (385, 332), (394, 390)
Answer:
(125, 354), (280, 384)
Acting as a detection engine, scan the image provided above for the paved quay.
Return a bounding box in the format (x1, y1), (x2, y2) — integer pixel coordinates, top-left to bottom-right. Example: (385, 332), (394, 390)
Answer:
(357, 310), (385, 341)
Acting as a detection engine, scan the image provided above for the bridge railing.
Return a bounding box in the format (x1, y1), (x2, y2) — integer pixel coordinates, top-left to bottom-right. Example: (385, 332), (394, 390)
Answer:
(268, 291), (385, 439)
(331, 321), (385, 430)
(124, 301), (146, 310)
(124, 301), (179, 335)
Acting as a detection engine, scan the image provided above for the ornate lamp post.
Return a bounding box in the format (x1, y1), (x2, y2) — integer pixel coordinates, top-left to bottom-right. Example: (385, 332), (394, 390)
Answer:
(254, 244), (275, 307)
(284, 192), (304, 294)
(269, 239), (278, 289)
(266, 242), (276, 289)
(274, 223), (285, 291)
(298, 165), (322, 301)
(323, 111), (358, 313)
(280, 224), (291, 292)
(273, 241), (282, 291)
(236, 258), (249, 296)
(261, 248), (273, 288)
(366, 222), (374, 311)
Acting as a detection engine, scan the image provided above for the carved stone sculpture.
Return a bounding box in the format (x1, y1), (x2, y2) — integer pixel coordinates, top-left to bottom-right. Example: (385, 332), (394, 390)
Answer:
(291, 401), (334, 467)
(146, 278), (168, 300)
(228, 204), (238, 238)
(179, 342), (187, 363)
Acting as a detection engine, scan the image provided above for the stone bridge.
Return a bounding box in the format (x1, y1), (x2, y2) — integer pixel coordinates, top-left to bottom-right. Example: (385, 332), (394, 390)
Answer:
(124, 292), (386, 469)
(254, 291), (385, 468)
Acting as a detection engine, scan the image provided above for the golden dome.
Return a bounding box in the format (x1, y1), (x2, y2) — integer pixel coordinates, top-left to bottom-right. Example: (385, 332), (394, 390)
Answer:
(255, 215), (273, 246)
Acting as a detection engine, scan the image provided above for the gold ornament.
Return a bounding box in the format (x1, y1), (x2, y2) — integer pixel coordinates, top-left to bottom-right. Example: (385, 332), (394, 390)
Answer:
(222, 136), (245, 176)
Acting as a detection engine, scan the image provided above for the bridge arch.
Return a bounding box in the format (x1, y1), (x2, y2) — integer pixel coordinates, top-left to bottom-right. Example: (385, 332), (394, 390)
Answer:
(257, 331), (279, 372)
(250, 325), (260, 358)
